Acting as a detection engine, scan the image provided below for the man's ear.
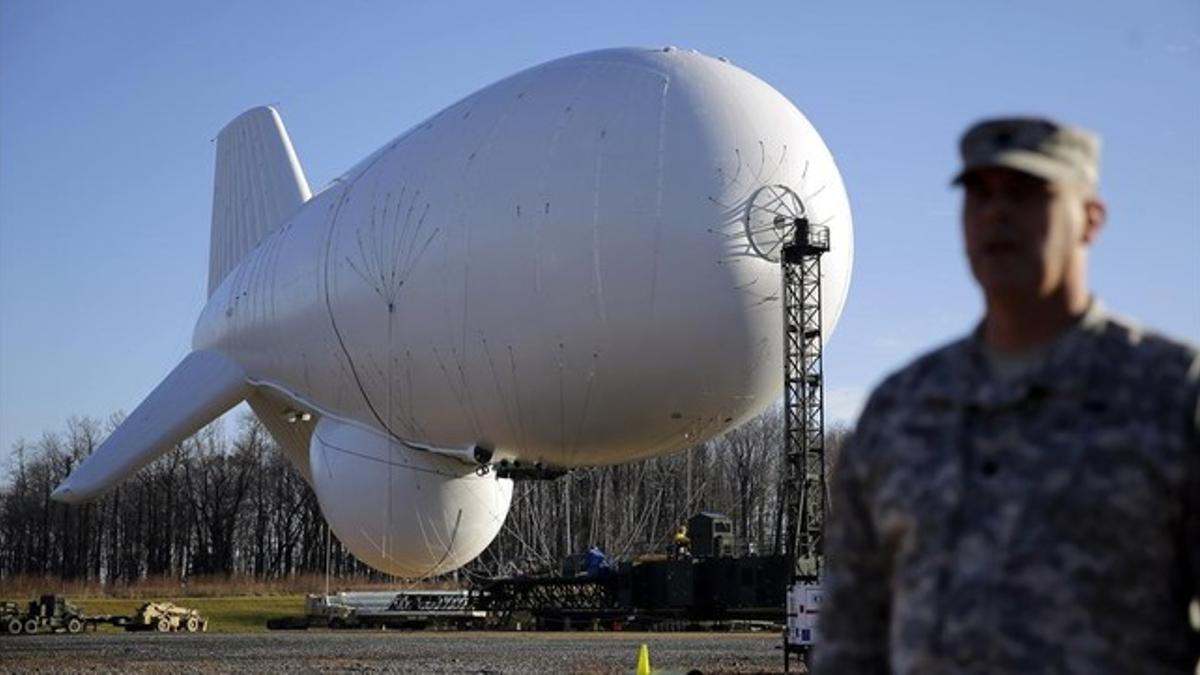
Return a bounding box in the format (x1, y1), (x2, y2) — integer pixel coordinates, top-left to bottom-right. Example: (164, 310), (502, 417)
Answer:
(1082, 197), (1106, 244)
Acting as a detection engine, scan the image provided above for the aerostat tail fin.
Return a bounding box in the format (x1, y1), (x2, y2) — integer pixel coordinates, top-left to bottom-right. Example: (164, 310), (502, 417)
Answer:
(208, 105), (311, 296)
(51, 351), (250, 503)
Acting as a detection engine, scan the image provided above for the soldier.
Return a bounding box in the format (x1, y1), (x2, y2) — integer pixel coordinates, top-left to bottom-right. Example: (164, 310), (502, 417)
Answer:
(814, 117), (1200, 673)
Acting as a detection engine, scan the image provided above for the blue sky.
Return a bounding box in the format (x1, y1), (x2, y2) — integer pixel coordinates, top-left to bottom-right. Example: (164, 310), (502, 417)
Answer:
(2, 1), (1197, 462)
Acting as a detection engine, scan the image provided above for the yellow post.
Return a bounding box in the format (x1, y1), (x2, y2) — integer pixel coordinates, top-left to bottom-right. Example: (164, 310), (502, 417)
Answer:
(635, 643), (651, 675)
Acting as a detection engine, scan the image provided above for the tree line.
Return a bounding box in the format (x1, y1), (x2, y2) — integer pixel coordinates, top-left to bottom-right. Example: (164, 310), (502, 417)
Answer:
(0, 411), (848, 586)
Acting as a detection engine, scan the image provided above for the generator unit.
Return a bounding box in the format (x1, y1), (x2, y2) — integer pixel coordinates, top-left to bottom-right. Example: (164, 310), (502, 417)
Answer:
(687, 512), (735, 558)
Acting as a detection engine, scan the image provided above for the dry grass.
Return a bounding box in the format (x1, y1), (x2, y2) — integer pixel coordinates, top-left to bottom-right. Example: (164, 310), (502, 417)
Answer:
(0, 573), (461, 600)
(65, 595), (307, 633)
(0, 573), (469, 633)
(0, 574), (471, 633)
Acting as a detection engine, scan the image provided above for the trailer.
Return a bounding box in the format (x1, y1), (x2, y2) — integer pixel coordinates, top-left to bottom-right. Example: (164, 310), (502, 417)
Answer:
(270, 590), (487, 630)
(475, 554), (789, 630)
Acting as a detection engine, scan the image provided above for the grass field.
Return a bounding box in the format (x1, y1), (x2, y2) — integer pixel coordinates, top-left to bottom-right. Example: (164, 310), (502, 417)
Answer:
(0, 574), (452, 633)
(2, 595), (306, 633)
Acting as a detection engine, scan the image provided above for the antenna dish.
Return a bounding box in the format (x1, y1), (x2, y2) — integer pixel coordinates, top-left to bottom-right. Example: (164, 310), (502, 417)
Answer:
(743, 184), (806, 262)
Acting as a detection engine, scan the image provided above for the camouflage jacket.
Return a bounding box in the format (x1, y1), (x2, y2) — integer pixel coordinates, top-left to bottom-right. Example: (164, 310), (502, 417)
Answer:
(814, 303), (1200, 674)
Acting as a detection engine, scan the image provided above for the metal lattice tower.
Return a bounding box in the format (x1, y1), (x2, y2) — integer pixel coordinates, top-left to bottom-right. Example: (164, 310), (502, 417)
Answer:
(781, 216), (830, 581)
(740, 184), (831, 581)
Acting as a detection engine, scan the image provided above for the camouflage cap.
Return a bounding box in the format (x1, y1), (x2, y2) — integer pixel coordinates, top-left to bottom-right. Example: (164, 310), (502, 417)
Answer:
(953, 117), (1101, 189)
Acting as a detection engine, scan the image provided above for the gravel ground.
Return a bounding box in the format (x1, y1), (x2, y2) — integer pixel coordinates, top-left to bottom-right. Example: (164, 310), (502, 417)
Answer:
(0, 631), (806, 674)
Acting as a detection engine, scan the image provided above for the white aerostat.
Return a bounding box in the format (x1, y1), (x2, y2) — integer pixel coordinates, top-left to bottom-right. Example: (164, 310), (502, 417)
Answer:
(53, 47), (853, 576)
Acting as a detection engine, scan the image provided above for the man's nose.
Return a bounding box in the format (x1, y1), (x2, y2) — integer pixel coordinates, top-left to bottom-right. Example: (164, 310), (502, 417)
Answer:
(975, 192), (1017, 225)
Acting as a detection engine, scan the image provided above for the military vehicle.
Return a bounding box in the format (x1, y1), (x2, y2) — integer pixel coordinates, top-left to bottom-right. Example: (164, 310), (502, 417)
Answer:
(123, 602), (208, 632)
(1, 595), (87, 635)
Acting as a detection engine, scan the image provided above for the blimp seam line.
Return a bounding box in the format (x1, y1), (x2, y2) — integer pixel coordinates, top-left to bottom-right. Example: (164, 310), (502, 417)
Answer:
(362, 203), (383, 294)
(532, 63), (597, 299)
(389, 187), (407, 280)
(403, 351), (427, 439)
(649, 76), (670, 311)
(345, 234), (382, 299)
(221, 136), (240, 300)
(354, 524), (388, 561)
(534, 58), (672, 80)
(406, 496), (442, 578)
(397, 195), (432, 288)
(387, 403), (395, 566)
(249, 120), (268, 246)
(453, 344), (484, 438)
(237, 126), (262, 293)
(238, 119), (253, 261)
(319, 179), (400, 443)
(266, 113), (291, 227)
(258, 238), (273, 326)
(382, 194), (409, 303)
(223, 127), (238, 273)
(429, 346), (481, 438)
(507, 345), (531, 454)
(313, 428), (457, 479)
(557, 342), (566, 456)
(447, 90), (521, 440)
(570, 355), (598, 454)
(802, 183), (828, 202)
(412, 511), (435, 576)
(251, 372), (445, 472)
(411, 507), (448, 579)
(368, 181), (387, 297)
(425, 508), (463, 578)
(388, 193), (408, 301)
(406, 226), (439, 298)
(379, 192), (394, 290)
(248, 122), (268, 257)
(480, 338), (520, 451)
(404, 202), (434, 273)
(591, 126), (607, 326)
(266, 225), (282, 334)
(238, 119), (252, 241)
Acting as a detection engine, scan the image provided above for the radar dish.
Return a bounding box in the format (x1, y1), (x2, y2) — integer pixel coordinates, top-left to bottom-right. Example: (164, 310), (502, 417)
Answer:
(743, 184), (806, 262)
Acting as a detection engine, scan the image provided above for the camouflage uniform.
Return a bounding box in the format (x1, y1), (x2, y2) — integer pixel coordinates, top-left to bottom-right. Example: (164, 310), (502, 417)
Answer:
(814, 302), (1200, 674)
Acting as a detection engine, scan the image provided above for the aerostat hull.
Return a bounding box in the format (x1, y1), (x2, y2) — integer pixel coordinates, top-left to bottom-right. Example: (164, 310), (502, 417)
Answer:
(57, 48), (853, 576)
